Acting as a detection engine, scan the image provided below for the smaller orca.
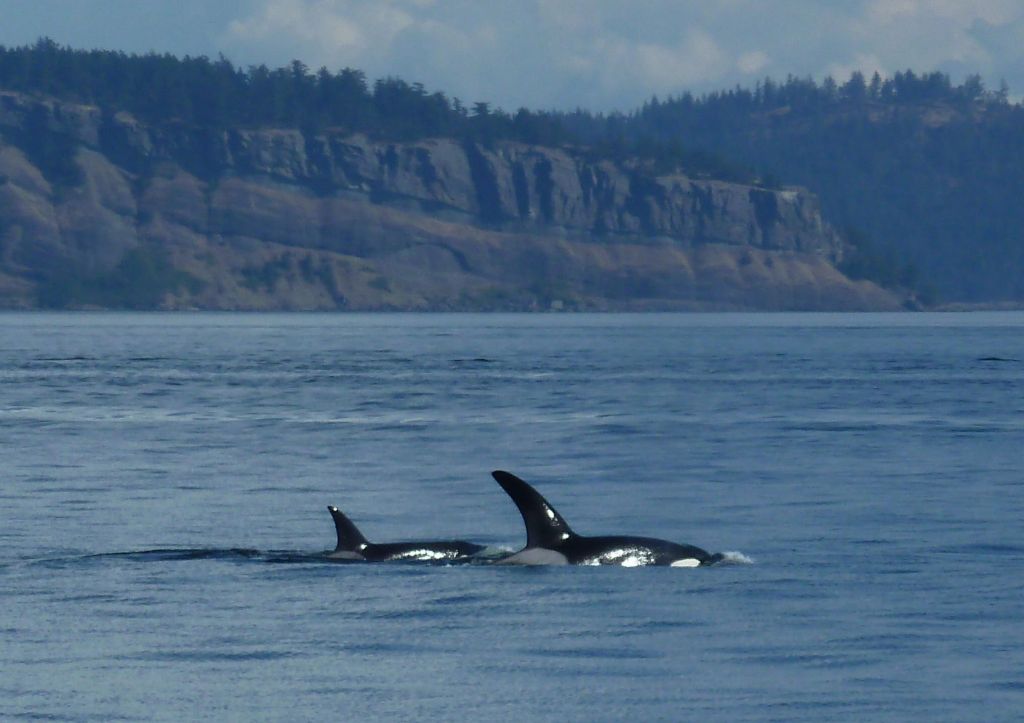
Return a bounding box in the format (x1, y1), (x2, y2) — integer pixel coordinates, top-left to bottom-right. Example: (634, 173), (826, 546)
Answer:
(326, 505), (485, 562)
(492, 471), (724, 567)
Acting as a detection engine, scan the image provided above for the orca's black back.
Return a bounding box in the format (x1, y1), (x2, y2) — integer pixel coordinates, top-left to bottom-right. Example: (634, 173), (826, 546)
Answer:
(562, 535), (713, 566)
(365, 541), (486, 562)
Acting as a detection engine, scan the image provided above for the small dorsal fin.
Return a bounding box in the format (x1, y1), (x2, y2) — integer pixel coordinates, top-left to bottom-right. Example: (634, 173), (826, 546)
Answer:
(327, 505), (370, 552)
(491, 471), (575, 548)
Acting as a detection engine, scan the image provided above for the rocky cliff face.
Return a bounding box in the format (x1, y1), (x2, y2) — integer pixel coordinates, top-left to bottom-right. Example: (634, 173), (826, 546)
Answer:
(0, 91), (899, 310)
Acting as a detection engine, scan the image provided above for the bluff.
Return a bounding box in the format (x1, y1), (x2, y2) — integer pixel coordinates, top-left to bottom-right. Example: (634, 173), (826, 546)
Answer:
(581, 73), (1024, 303)
(0, 91), (900, 310)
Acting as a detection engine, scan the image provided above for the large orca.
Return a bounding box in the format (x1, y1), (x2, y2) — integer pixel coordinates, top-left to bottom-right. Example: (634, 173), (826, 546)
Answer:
(326, 505), (485, 562)
(492, 471), (724, 567)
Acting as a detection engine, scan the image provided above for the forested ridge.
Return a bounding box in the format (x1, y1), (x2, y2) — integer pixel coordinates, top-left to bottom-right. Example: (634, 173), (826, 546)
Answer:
(568, 71), (1024, 302)
(2, 39), (1022, 302)
(0, 38), (567, 146)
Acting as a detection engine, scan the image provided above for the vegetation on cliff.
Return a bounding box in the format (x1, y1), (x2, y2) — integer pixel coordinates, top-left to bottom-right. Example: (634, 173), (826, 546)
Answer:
(2, 39), (1000, 308)
(0, 39), (564, 143)
(561, 72), (1024, 302)
(0, 39), (771, 185)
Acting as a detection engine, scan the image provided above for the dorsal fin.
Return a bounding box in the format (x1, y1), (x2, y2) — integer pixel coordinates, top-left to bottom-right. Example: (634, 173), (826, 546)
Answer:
(327, 505), (370, 552)
(492, 471), (576, 548)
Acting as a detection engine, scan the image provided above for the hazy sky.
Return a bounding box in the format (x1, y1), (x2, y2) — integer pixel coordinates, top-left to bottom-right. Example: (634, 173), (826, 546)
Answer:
(1, 0), (1021, 111)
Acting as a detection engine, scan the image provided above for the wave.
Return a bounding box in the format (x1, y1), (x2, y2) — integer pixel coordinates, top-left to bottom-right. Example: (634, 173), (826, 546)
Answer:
(7, 548), (319, 568)
(717, 550), (755, 565)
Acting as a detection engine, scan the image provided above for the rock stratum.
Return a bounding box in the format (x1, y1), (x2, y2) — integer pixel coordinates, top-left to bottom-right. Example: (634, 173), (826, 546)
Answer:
(0, 91), (900, 310)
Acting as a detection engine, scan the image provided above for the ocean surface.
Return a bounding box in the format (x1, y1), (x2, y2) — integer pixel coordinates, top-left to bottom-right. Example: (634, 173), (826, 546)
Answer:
(2, 312), (1023, 721)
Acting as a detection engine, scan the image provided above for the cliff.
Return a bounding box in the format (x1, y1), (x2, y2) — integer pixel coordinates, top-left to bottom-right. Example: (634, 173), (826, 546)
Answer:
(0, 91), (901, 310)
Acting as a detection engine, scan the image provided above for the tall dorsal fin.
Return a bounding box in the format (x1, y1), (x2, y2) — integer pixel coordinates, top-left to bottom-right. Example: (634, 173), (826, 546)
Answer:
(327, 505), (370, 552)
(492, 471), (576, 548)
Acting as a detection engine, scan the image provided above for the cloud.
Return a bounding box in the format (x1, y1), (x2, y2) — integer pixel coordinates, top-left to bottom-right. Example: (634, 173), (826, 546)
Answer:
(851, 0), (1024, 84)
(554, 28), (729, 105)
(224, 0), (417, 69)
(866, 0), (1018, 26)
(215, 0), (1024, 111)
(737, 50), (770, 75)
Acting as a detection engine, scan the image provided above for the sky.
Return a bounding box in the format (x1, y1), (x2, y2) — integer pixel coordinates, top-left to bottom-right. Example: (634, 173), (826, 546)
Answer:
(0, 0), (1021, 112)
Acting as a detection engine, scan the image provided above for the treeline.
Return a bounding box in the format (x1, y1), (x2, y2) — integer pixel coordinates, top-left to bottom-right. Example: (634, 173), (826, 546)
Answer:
(561, 69), (1014, 177)
(0, 39), (824, 185)
(0, 38), (566, 145)
(611, 68), (1008, 132)
(0, 38), (748, 181)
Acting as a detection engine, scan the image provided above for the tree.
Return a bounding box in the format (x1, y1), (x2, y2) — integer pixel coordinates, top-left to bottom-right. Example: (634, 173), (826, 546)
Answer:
(842, 71), (867, 103)
(868, 72), (882, 100)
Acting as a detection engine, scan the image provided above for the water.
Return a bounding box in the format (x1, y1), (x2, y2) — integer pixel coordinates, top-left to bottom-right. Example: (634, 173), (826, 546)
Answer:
(2, 312), (1023, 721)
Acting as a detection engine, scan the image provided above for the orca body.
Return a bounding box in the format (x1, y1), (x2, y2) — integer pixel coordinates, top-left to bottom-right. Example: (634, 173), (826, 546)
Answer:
(492, 471), (724, 567)
(327, 505), (485, 562)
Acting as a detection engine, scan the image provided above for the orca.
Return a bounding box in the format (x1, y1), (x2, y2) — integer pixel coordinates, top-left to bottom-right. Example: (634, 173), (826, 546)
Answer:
(491, 471), (724, 567)
(326, 505), (485, 562)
